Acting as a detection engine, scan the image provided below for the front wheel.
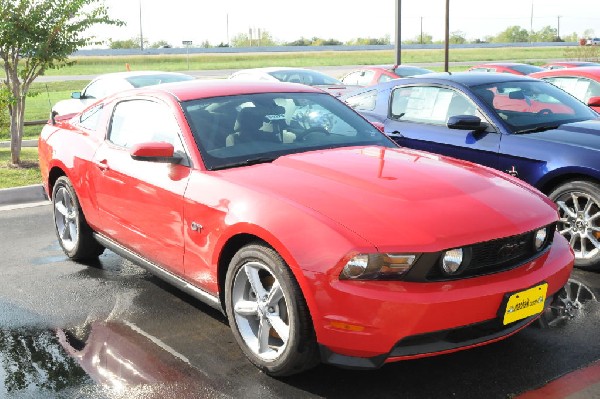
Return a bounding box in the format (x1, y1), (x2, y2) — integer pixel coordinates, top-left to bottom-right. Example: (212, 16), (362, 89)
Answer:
(52, 176), (104, 260)
(549, 180), (600, 270)
(224, 243), (319, 376)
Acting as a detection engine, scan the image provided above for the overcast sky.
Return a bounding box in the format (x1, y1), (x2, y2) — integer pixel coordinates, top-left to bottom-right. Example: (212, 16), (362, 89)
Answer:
(89, 0), (600, 47)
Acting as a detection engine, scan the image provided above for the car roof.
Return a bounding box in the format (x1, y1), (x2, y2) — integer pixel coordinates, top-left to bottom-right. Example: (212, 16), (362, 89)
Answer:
(93, 70), (193, 79)
(472, 62), (529, 67)
(127, 79), (325, 102)
(410, 72), (536, 86)
(340, 72), (537, 99)
(233, 67), (319, 74)
(531, 66), (600, 79)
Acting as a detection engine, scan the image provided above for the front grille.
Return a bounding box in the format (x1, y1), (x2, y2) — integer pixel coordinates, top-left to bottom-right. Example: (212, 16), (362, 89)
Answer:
(424, 223), (556, 281)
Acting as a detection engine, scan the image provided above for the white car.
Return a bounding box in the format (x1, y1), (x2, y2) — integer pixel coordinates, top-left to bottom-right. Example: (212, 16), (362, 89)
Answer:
(586, 38), (600, 45)
(228, 67), (359, 97)
(52, 71), (195, 116)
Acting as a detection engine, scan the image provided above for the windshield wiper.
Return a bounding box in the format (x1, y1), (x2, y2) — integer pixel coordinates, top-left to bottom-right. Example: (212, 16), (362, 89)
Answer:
(515, 125), (560, 134)
(211, 156), (278, 171)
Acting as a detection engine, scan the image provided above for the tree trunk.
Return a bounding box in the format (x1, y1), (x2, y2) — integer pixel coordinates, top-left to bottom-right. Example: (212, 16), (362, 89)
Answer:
(9, 101), (25, 165)
(7, 69), (24, 166)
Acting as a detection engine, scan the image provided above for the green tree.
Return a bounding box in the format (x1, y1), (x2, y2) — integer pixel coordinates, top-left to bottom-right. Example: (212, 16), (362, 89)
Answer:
(230, 30), (277, 47)
(449, 31), (467, 44)
(493, 25), (530, 43)
(346, 36), (391, 45)
(403, 33), (433, 45)
(0, 0), (123, 165)
(109, 36), (147, 49)
(531, 26), (558, 42)
(150, 40), (171, 48)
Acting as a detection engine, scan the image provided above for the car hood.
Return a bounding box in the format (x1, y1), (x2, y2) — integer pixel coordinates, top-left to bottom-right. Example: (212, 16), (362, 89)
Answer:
(524, 119), (600, 149)
(219, 147), (556, 252)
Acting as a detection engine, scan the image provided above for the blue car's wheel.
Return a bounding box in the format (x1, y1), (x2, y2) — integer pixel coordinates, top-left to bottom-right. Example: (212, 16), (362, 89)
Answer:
(550, 180), (600, 270)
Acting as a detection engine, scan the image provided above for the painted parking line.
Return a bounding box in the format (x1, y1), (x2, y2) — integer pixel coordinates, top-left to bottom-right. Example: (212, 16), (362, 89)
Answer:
(0, 200), (50, 212)
(517, 360), (600, 399)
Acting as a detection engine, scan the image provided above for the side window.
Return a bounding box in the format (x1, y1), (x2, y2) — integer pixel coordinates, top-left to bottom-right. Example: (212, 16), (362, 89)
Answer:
(82, 79), (105, 99)
(543, 77), (600, 103)
(390, 86), (479, 125)
(341, 71), (374, 86)
(378, 74), (393, 83)
(340, 71), (362, 85)
(108, 100), (185, 155)
(84, 79), (131, 99)
(77, 103), (104, 130)
(356, 71), (375, 86)
(344, 90), (377, 111)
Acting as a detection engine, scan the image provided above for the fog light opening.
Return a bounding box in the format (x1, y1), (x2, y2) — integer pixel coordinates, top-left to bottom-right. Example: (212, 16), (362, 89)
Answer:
(441, 248), (464, 275)
(534, 228), (548, 251)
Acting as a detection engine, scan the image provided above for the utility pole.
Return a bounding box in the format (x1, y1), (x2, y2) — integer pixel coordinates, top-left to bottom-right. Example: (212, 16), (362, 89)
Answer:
(444, 0), (449, 72)
(420, 16), (423, 45)
(557, 16), (561, 40)
(139, 0), (144, 51)
(394, 0), (401, 65)
(530, 1), (534, 43)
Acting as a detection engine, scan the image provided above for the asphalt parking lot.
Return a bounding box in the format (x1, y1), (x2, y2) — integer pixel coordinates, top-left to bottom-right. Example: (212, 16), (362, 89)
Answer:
(1, 199), (600, 398)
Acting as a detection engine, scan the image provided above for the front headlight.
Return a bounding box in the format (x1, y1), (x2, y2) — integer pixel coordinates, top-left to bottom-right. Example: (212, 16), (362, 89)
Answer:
(340, 253), (418, 280)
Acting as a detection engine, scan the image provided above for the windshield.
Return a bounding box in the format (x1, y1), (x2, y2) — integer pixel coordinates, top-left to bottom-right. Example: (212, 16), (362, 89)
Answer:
(471, 80), (599, 133)
(510, 65), (544, 75)
(126, 73), (195, 88)
(269, 70), (342, 86)
(393, 66), (433, 77)
(182, 92), (395, 170)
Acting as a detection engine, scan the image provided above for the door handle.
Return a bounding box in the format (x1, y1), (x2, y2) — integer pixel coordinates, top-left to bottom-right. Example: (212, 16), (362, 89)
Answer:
(94, 159), (109, 171)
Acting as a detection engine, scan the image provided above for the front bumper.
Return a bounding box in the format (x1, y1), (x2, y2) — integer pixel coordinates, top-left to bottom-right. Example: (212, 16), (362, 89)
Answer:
(312, 233), (573, 368)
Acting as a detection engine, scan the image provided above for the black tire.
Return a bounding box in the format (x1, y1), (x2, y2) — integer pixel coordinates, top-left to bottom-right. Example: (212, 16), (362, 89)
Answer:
(549, 180), (600, 270)
(224, 243), (319, 376)
(52, 176), (104, 260)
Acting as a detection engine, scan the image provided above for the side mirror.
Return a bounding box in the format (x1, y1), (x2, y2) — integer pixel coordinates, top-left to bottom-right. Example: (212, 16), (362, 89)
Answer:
(447, 115), (486, 132)
(588, 96), (600, 107)
(71, 92), (82, 99)
(130, 142), (182, 164)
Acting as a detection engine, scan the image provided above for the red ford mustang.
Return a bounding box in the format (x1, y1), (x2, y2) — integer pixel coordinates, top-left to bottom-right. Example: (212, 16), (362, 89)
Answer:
(39, 79), (573, 376)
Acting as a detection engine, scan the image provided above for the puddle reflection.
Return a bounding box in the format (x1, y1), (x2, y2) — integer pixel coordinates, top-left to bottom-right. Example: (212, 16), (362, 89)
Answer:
(539, 269), (600, 328)
(0, 322), (229, 399)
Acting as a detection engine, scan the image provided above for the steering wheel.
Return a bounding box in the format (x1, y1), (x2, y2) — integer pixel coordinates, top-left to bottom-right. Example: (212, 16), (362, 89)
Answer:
(537, 109), (554, 115)
(301, 128), (330, 142)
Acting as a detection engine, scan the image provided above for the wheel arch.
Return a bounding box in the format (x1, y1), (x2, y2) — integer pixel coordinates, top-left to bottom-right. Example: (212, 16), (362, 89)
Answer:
(47, 165), (68, 200)
(215, 231), (322, 329)
(537, 171), (600, 196)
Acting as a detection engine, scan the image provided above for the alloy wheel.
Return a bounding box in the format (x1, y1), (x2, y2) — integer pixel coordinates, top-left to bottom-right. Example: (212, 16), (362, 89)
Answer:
(556, 191), (600, 262)
(54, 185), (79, 252)
(231, 261), (290, 362)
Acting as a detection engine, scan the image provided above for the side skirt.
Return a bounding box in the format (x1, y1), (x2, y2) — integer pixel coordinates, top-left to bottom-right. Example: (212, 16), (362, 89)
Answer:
(93, 233), (223, 313)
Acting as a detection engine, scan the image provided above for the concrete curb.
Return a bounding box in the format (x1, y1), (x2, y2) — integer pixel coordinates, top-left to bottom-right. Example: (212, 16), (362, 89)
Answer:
(0, 184), (47, 207)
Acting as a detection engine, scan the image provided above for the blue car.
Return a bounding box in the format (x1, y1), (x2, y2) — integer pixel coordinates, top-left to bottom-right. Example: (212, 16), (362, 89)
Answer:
(342, 72), (600, 270)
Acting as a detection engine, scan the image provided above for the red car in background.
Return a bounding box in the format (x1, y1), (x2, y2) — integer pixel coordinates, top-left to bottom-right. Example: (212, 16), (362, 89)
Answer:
(340, 65), (433, 86)
(531, 66), (600, 112)
(468, 62), (544, 75)
(38, 79), (573, 376)
(542, 61), (600, 70)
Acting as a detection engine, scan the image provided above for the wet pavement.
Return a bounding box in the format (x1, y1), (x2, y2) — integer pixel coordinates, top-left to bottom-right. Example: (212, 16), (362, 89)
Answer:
(2, 204), (600, 398)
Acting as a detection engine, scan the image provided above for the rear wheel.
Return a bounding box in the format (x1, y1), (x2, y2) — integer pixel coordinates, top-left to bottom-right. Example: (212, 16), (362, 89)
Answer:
(549, 180), (600, 270)
(224, 243), (319, 376)
(52, 176), (104, 260)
